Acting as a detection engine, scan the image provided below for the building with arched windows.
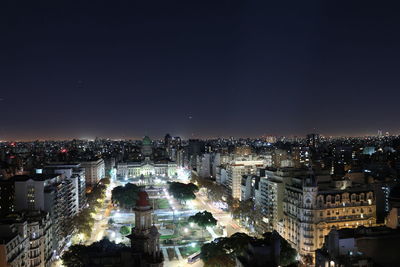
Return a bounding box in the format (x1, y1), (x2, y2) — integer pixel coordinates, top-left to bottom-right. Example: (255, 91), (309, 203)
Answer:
(278, 173), (378, 259)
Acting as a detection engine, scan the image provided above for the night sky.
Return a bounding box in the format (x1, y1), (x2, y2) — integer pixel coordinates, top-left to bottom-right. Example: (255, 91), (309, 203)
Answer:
(1, 1), (400, 140)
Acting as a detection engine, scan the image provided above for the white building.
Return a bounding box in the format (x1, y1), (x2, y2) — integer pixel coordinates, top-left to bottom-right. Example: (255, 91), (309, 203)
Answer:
(80, 159), (105, 186)
(116, 158), (177, 179)
(44, 163), (86, 212)
(240, 175), (255, 201)
(198, 153), (211, 178)
(257, 171), (284, 232)
(226, 155), (268, 199)
(216, 166), (228, 185)
(13, 174), (78, 255)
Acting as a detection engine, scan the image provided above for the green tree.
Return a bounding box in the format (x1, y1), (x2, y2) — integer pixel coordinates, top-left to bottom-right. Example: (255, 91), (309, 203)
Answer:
(200, 232), (297, 267)
(188, 211), (217, 229)
(71, 208), (95, 238)
(120, 225), (131, 236)
(111, 183), (141, 209)
(87, 184), (106, 208)
(62, 238), (127, 267)
(168, 182), (199, 203)
(61, 244), (86, 267)
(201, 241), (235, 267)
(279, 236), (298, 266)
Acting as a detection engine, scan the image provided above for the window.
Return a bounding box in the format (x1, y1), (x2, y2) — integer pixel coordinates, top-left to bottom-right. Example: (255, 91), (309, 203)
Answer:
(27, 185), (35, 210)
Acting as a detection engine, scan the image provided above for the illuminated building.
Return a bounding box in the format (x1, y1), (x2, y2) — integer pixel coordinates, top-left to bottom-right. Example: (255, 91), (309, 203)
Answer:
(116, 157), (177, 179)
(80, 158), (105, 186)
(257, 172), (284, 232)
(0, 211), (53, 267)
(13, 174), (79, 255)
(226, 155), (268, 199)
(279, 173), (377, 259)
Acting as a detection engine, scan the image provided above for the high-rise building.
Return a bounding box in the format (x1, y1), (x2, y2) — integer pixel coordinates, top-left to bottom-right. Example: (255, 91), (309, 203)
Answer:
(0, 179), (15, 216)
(227, 155), (267, 199)
(306, 133), (320, 149)
(44, 163), (86, 211)
(13, 174), (79, 255)
(80, 158), (105, 187)
(198, 153), (211, 178)
(257, 172), (284, 232)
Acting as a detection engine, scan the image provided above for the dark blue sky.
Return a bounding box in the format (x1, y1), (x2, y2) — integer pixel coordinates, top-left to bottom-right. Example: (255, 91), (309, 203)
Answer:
(1, 1), (400, 140)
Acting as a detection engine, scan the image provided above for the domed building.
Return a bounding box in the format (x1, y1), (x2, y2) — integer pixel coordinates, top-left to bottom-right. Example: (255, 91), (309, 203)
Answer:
(141, 136), (153, 157)
(128, 189), (163, 266)
(116, 136), (177, 180)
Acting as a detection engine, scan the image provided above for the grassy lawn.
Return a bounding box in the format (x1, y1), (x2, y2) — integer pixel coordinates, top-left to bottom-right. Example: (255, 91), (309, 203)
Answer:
(156, 198), (171, 209)
(160, 234), (178, 240)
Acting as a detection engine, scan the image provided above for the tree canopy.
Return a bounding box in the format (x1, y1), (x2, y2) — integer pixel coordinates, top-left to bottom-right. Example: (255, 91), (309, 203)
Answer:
(87, 184), (106, 204)
(188, 210), (217, 229)
(111, 183), (142, 209)
(71, 208), (94, 238)
(191, 173), (226, 202)
(200, 232), (297, 267)
(120, 225), (131, 236)
(71, 183), (107, 238)
(168, 182), (198, 203)
(62, 238), (127, 267)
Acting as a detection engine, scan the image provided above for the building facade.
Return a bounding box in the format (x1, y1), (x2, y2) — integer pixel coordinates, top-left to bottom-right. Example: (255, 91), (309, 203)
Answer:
(13, 174), (79, 255)
(0, 220), (28, 267)
(80, 159), (105, 187)
(279, 174), (377, 258)
(226, 156), (267, 199)
(117, 158), (177, 179)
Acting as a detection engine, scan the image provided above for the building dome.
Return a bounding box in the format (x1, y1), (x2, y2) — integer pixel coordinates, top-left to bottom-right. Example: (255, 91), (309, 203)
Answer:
(143, 136), (152, 146)
(136, 191), (150, 207)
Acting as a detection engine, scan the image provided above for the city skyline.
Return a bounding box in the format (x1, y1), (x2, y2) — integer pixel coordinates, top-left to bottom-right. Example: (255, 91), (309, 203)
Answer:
(0, 129), (396, 142)
(2, 1), (400, 140)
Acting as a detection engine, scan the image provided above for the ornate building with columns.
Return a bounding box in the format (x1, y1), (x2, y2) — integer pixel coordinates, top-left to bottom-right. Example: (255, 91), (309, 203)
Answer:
(116, 136), (177, 179)
(278, 172), (378, 259)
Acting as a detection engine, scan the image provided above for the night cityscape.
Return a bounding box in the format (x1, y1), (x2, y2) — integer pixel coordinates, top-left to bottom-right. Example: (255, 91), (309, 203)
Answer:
(1, 1), (400, 267)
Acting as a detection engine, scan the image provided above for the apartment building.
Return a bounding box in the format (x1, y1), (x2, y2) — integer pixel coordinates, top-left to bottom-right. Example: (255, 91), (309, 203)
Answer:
(279, 173), (377, 258)
(226, 155), (267, 199)
(0, 220), (28, 267)
(13, 174), (78, 255)
(80, 158), (105, 187)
